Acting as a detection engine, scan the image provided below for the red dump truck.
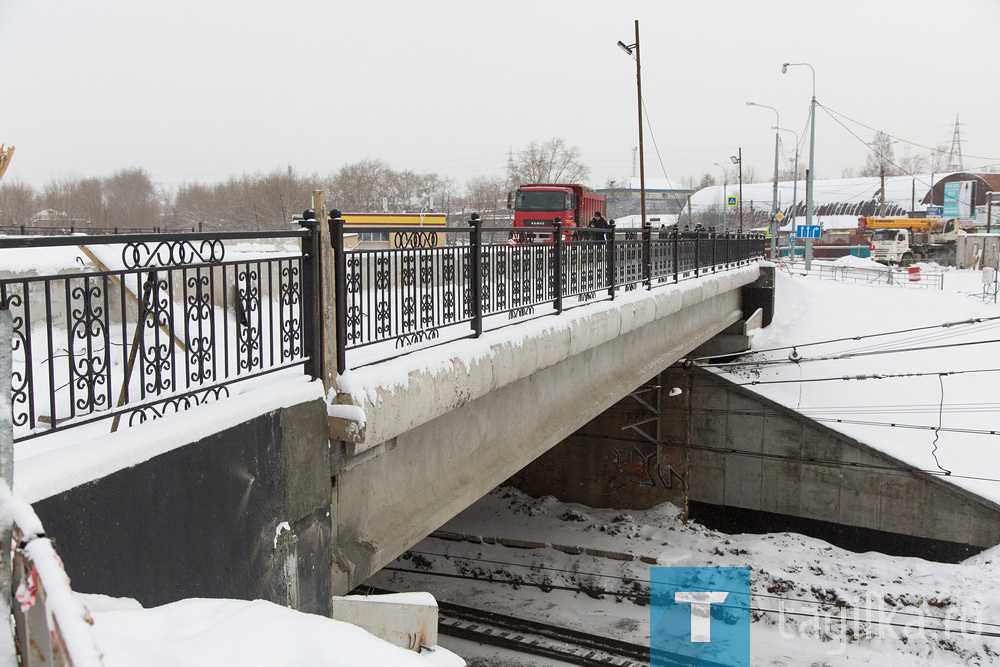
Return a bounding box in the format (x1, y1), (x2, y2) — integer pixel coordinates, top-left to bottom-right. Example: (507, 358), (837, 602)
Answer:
(507, 183), (607, 242)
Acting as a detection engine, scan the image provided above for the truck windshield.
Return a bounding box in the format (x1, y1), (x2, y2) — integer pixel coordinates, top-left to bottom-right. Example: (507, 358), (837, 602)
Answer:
(516, 191), (566, 212)
(873, 230), (904, 241)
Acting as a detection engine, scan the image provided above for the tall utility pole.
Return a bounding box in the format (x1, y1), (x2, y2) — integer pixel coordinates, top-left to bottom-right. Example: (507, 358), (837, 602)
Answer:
(783, 62), (817, 270)
(748, 102), (780, 258)
(731, 148), (743, 233)
(633, 22), (646, 229)
(618, 21), (646, 242)
(947, 115), (964, 172)
(879, 165), (886, 216)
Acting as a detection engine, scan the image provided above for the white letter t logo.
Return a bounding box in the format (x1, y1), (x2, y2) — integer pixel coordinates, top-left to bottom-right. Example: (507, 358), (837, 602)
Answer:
(674, 591), (729, 642)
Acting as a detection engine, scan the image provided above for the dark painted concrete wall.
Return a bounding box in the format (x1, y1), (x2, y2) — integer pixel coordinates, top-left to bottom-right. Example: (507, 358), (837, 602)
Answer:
(33, 399), (332, 615)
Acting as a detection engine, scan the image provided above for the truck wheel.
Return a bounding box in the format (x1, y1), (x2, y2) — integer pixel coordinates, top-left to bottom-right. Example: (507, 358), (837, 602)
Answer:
(901, 253), (913, 267)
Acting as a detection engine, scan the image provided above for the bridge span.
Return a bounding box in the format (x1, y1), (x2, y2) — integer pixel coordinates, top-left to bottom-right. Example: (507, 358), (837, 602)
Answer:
(2, 217), (768, 610)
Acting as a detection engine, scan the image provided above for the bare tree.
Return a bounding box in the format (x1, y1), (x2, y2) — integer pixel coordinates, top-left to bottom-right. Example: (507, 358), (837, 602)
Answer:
(328, 159), (391, 212)
(464, 175), (507, 217)
(861, 131), (901, 177)
(510, 138), (590, 185)
(103, 167), (160, 228)
(0, 179), (38, 225)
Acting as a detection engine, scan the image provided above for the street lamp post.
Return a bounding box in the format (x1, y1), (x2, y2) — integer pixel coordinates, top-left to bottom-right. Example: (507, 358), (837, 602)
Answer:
(618, 21), (645, 232)
(713, 163), (728, 230)
(773, 125), (800, 259)
(748, 102), (780, 259)
(782, 62), (816, 270)
(730, 148), (743, 233)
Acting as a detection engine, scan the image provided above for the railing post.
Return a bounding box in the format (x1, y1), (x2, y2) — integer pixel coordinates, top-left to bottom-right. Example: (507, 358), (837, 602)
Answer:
(642, 223), (652, 289)
(329, 212), (347, 376)
(694, 232), (701, 277)
(553, 219), (564, 313)
(469, 213), (483, 337)
(607, 223), (616, 299)
(712, 232), (718, 273)
(672, 229), (679, 283)
(300, 210), (323, 380)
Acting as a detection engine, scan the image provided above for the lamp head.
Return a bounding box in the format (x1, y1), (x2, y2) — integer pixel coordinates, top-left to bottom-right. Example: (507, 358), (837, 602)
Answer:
(746, 101), (754, 107)
(617, 40), (633, 56)
(781, 63), (789, 74)
(730, 155), (739, 165)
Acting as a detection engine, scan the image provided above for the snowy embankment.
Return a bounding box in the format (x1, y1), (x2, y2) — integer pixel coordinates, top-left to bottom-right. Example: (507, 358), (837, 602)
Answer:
(371, 486), (1000, 666)
(723, 259), (1000, 503)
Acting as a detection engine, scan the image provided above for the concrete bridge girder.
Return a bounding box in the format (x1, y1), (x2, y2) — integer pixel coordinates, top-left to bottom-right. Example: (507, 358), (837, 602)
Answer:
(330, 267), (762, 592)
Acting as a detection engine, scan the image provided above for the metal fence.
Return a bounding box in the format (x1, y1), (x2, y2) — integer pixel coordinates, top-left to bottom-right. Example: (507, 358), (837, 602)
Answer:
(331, 218), (765, 371)
(0, 231), (313, 442)
(780, 260), (944, 290)
(1, 218), (764, 442)
(0, 224), (165, 236)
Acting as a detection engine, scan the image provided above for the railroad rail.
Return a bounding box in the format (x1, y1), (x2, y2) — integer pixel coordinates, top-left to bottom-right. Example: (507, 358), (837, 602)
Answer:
(359, 586), (732, 667)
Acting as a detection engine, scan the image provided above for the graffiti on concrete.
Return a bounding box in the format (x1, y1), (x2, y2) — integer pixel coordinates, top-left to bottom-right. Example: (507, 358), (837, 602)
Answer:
(608, 445), (685, 491)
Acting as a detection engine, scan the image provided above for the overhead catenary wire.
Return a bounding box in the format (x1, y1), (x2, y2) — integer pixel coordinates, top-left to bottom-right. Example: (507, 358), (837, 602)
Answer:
(699, 337), (1000, 370)
(664, 406), (1000, 437)
(573, 432), (1000, 485)
(688, 316), (1000, 362)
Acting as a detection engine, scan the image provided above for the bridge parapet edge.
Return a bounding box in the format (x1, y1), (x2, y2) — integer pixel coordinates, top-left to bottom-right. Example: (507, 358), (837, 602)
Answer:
(330, 265), (761, 454)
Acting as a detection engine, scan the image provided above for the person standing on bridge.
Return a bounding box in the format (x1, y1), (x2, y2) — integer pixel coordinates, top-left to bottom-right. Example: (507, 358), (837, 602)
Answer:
(589, 211), (610, 241)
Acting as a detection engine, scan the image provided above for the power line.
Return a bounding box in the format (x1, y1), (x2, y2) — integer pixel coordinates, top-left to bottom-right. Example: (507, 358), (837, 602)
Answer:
(689, 367), (1000, 387)
(574, 432), (1000, 484)
(667, 406), (1000, 436)
(820, 104), (1000, 163)
(688, 316), (1000, 361)
(701, 338), (1000, 369)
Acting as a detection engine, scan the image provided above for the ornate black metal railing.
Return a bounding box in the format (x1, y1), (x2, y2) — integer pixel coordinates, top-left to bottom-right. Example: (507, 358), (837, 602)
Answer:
(331, 216), (765, 372)
(0, 230), (313, 442)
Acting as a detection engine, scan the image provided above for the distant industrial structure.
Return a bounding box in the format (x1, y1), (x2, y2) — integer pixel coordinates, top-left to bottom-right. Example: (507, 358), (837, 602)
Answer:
(599, 177), (693, 219)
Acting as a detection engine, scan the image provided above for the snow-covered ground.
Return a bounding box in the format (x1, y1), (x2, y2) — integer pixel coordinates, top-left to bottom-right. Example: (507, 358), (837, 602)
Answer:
(371, 486), (1000, 665)
(729, 259), (1000, 502)
(369, 260), (1000, 665)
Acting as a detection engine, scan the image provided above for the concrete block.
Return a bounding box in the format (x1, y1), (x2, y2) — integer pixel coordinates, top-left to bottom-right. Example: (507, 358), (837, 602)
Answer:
(801, 426), (842, 463)
(759, 460), (801, 516)
(552, 544), (584, 555)
(584, 547), (634, 561)
(498, 537), (547, 550)
(331, 593), (438, 652)
(836, 470), (883, 532)
(688, 450), (727, 505)
(723, 455), (762, 510)
(762, 415), (802, 458)
(798, 465), (842, 522)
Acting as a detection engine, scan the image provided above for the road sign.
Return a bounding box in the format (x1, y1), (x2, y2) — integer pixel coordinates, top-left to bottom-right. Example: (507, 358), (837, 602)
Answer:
(796, 225), (821, 238)
(726, 196), (739, 207)
(775, 213), (783, 221)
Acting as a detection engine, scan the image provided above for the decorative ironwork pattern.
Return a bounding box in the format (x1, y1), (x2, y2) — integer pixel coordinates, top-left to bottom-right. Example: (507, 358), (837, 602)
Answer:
(393, 231), (440, 249)
(333, 224), (764, 363)
(128, 386), (231, 427)
(122, 239), (225, 269)
(1, 230), (311, 443)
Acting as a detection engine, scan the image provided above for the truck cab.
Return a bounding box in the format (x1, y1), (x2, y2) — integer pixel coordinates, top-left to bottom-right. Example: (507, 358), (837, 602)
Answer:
(508, 184), (606, 243)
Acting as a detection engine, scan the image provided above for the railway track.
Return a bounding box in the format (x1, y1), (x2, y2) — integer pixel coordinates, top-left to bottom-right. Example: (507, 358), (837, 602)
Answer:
(360, 586), (728, 667)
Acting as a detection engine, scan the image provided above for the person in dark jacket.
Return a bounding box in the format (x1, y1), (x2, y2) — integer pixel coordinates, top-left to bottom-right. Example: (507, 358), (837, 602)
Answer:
(589, 211), (611, 241)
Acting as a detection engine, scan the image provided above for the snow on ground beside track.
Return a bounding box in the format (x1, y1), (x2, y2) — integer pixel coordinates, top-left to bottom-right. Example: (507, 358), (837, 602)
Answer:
(369, 487), (1000, 666)
(720, 262), (1000, 503)
(79, 594), (464, 667)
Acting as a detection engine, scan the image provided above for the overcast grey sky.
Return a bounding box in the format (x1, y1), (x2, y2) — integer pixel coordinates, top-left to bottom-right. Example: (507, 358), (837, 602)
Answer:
(3, 0), (1000, 192)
